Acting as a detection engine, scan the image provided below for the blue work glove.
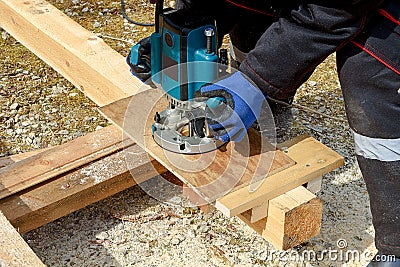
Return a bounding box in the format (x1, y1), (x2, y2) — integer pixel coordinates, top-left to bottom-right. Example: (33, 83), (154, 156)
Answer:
(126, 37), (151, 82)
(198, 72), (266, 142)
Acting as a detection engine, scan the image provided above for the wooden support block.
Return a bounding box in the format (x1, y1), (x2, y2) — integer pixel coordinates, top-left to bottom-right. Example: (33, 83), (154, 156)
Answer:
(306, 176), (323, 194)
(0, 0), (143, 107)
(238, 186), (322, 250)
(216, 135), (343, 217)
(250, 201), (269, 223)
(0, 125), (132, 200)
(0, 145), (167, 233)
(0, 211), (45, 266)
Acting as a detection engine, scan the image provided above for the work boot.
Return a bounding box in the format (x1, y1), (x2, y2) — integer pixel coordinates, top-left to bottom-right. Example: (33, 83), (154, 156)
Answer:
(367, 253), (400, 267)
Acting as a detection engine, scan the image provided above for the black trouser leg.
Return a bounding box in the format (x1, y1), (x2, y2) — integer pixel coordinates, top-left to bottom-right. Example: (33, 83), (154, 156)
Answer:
(337, 4), (400, 256)
(357, 156), (400, 256)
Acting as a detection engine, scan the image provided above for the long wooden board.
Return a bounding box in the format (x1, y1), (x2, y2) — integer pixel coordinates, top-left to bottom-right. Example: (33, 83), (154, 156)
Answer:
(0, 144), (167, 233)
(0, 0), (143, 107)
(0, 125), (132, 200)
(0, 212), (45, 266)
(99, 90), (296, 203)
(0, 147), (52, 169)
(216, 135), (344, 217)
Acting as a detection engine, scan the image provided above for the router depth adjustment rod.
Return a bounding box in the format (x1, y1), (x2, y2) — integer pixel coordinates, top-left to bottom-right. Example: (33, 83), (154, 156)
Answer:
(205, 28), (215, 54)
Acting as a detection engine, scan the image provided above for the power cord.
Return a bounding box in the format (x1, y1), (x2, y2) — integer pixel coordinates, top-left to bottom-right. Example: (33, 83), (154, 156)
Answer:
(96, 33), (135, 44)
(266, 96), (348, 123)
(120, 0), (155, 26)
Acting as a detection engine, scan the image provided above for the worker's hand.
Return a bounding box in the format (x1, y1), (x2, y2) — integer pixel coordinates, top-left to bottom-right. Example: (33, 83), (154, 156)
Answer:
(127, 37), (151, 82)
(198, 72), (266, 142)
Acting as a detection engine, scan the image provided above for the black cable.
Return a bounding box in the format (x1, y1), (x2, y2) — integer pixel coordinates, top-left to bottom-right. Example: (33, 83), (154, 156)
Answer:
(120, 0), (155, 26)
(266, 95), (347, 122)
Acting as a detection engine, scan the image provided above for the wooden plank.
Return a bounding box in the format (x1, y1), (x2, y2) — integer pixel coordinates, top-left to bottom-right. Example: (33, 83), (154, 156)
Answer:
(99, 90), (296, 203)
(238, 186), (322, 250)
(0, 144), (167, 233)
(0, 125), (133, 200)
(0, 147), (52, 169)
(0, 0), (143, 107)
(216, 136), (344, 217)
(250, 201), (269, 223)
(0, 211), (45, 266)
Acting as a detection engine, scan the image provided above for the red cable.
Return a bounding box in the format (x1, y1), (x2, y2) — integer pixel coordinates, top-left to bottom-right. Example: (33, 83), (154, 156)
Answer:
(225, 0), (278, 18)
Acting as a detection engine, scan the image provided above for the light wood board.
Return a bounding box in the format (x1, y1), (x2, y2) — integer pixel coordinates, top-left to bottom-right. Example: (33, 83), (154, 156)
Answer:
(99, 89), (295, 203)
(0, 211), (45, 266)
(0, 144), (167, 233)
(0, 147), (52, 169)
(0, 125), (132, 200)
(0, 0), (143, 107)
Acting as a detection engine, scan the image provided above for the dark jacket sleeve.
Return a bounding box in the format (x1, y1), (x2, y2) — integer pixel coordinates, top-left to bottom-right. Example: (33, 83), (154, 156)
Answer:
(239, 1), (381, 99)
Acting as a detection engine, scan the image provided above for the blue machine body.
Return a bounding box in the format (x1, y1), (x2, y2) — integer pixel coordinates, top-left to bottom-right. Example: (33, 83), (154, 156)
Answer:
(149, 9), (218, 101)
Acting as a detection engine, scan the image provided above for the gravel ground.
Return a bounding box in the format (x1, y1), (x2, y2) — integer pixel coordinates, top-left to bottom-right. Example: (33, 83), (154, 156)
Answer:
(0, 0), (377, 266)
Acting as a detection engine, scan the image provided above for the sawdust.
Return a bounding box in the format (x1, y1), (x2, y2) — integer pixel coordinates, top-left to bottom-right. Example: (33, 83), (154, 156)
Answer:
(69, 149), (128, 185)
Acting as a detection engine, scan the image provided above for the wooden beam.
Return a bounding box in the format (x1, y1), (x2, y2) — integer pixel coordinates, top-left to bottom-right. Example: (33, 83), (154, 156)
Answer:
(184, 178), (322, 250)
(239, 186), (322, 250)
(250, 201), (269, 223)
(0, 211), (45, 266)
(0, 144), (167, 233)
(0, 147), (52, 168)
(99, 91), (295, 203)
(0, 0), (143, 107)
(216, 136), (343, 217)
(0, 125), (133, 200)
